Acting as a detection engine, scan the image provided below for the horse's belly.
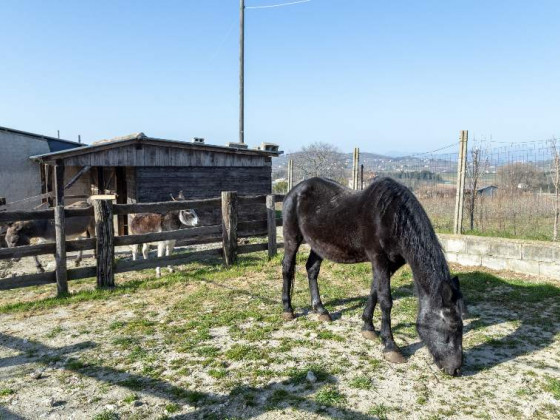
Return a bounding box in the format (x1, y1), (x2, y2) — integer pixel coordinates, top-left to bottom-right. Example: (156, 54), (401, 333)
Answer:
(305, 236), (367, 264)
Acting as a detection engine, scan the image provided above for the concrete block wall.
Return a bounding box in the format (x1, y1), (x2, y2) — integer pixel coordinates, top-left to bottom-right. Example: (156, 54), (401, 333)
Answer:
(438, 234), (560, 281)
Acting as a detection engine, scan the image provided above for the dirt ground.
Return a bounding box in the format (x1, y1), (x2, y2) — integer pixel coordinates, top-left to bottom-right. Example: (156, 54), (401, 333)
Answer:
(0, 247), (559, 419)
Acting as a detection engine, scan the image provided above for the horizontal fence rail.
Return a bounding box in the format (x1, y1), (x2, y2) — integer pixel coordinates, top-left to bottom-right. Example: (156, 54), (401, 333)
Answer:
(0, 193), (285, 294)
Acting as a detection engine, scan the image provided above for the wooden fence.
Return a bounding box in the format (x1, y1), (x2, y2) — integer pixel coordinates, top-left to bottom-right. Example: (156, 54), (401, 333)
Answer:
(0, 192), (284, 294)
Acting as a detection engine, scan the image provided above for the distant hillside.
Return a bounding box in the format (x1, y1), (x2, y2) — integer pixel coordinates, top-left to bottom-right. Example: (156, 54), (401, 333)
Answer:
(272, 150), (457, 174)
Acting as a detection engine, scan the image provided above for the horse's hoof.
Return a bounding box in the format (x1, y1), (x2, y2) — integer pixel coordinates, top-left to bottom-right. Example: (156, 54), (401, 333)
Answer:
(361, 330), (379, 341)
(318, 313), (332, 322)
(282, 312), (295, 321)
(74, 262), (81, 267)
(383, 350), (406, 364)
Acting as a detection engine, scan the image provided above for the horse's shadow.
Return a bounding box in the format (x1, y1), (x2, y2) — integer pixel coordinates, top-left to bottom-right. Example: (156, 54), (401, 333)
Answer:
(321, 271), (560, 375)
(0, 332), (376, 419)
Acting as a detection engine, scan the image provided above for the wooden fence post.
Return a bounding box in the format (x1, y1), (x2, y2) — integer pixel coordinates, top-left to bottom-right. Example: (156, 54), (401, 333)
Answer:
(453, 130), (468, 234)
(93, 199), (115, 288)
(266, 194), (277, 258)
(221, 191), (238, 266)
(54, 206), (68, 295)
(54, 160), (68, 295)
(288, 159), (294, 192)
(352, 147), (360, 190)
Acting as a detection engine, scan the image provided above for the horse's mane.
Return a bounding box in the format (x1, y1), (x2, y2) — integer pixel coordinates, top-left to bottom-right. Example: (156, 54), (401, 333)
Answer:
(369, 177), (450, 293)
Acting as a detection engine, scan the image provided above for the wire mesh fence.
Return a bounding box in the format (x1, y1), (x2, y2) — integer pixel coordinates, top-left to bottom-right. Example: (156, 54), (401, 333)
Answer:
(462, 139), (560, 241)
(369, 138), (560, 241)
(275, 136), (560, 241)
(362, 144), (459, 233)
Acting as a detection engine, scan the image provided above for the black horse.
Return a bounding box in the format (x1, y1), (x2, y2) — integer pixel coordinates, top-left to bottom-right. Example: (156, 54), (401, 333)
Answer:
(282, 177), (465, 376)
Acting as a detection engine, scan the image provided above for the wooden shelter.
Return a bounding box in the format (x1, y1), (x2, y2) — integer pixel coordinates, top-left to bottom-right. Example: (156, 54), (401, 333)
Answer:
(31, 133), (281, 234)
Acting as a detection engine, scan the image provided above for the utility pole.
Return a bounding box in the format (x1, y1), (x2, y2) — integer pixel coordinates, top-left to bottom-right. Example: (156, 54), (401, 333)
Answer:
(239, 0), (245, 144)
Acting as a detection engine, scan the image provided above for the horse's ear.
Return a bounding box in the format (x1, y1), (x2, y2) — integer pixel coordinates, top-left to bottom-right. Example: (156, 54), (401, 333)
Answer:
(177, 191), (185, 200)
(170, 193), (176, 201)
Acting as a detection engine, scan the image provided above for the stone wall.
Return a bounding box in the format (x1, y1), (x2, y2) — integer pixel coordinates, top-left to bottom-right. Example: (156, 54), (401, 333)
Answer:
(438, 234), (560, 280)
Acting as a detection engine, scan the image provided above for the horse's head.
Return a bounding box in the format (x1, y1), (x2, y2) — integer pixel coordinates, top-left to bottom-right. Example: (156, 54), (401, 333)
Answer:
(5, 222), (29, 261)
(417, 276), (465, 376)
(170, 191), (199, 227)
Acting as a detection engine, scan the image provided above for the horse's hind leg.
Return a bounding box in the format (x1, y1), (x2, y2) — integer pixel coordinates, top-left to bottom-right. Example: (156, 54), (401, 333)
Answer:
(361, 271), (379, 340)
(166, 240), (176, 273)
(33, 255), (45, 273)
(306, 250), (330, 322)
(282, 237), (301, 321)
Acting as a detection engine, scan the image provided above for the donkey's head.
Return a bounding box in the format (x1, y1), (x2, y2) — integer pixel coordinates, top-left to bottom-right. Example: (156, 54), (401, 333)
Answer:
(416, 276), (465, 376)
(171, 191), (199, 227)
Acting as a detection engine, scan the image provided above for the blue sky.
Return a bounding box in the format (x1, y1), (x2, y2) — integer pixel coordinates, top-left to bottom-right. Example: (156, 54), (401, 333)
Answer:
(1, 0), (559, 154)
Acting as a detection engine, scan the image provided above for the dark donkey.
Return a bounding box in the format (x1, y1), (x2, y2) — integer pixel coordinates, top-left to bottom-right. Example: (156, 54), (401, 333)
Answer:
(5, 201), (95, 272)
(282, 177), (466, 376)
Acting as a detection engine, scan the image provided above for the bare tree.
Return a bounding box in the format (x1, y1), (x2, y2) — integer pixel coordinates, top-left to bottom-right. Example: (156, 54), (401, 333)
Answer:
(550, 138), (560, 241)
(497, 162), (547, 192)
(292, 142), (346, 183)
(465, 146), (489, 231)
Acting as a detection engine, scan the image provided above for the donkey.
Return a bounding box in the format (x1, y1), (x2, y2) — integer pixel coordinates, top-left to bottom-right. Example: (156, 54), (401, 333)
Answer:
(129, 191), (198, 277)
(5, 201), (95, 273)
(282, 177), (466, 376)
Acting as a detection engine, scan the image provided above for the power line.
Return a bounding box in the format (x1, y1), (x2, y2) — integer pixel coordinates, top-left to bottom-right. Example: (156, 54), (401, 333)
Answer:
(246, 0), (311, 10)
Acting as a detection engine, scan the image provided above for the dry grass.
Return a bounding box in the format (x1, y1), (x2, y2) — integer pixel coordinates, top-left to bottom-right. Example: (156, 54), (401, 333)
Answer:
(1, 249), (559, 419)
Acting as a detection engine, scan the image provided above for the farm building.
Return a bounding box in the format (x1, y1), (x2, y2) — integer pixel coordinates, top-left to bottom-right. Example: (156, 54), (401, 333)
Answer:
(30, 132), (282, 234)
(0, 126), (84, 210)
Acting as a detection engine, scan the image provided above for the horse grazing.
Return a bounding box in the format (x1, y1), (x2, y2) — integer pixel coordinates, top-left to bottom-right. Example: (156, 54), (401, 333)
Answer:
(129, 191), (198, 277)
(5, 201), (95, 273)
(282, 177), (465, 376)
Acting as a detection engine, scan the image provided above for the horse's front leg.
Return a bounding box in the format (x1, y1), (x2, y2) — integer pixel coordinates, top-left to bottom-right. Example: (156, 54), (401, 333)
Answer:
(374, 259), (406, 363)
(306, 250), (330, 321)
(361, 271), (378, 340)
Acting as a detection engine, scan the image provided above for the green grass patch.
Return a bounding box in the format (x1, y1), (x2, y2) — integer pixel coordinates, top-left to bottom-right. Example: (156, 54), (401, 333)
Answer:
(544, 376), (560, 400)
(0, 388), (15, 396)
(314, 385), (346, 406)
(349, 375), (372, 390)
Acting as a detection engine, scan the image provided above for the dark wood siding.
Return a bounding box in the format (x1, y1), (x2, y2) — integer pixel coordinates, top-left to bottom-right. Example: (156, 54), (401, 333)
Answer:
(136, 166), (272, 225)
(63, 144), (271, 168)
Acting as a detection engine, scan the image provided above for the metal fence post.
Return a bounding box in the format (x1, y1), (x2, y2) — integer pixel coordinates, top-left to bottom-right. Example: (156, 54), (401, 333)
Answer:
(453, 130), (468, 234)
(221, 191), (238, 266)
(93, 198), (115, 288)
(266, 194), (277, 258)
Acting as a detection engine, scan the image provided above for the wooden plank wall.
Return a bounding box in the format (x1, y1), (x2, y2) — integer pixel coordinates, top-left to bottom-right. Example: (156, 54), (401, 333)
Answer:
(136, 166), (271, 225)
(63, 144), (271, 168)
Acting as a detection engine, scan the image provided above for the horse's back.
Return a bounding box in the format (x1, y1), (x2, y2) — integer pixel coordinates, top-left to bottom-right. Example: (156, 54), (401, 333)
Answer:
(283, 178), (369, 263)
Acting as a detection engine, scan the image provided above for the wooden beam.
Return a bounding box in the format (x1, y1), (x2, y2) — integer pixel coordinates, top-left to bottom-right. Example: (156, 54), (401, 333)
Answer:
(93, 199), (115, 288)
(266, 194), (277, 258)
(221, 191), (238, 266)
